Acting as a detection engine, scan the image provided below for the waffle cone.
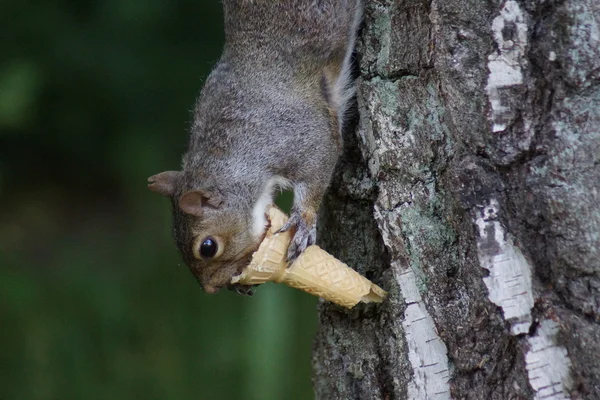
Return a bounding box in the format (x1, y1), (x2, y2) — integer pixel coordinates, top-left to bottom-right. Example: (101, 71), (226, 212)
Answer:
(231, 207), (387, 308)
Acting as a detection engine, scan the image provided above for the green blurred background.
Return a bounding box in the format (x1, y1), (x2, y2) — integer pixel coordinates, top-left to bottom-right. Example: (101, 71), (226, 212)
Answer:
(0, 1), (317, 399)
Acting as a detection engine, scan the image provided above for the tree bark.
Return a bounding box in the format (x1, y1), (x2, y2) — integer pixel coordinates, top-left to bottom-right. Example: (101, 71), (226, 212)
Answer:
(313, 0), (600, 399)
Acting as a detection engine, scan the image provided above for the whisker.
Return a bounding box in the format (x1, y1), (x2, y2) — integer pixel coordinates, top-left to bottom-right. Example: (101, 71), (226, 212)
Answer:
(227, 225), (261, 263)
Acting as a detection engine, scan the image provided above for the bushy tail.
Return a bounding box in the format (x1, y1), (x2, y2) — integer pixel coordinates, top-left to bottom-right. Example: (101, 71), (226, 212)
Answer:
(223, 0), (363, 130)
(223, 0), (362, 65)
(333, 1), (363, 133)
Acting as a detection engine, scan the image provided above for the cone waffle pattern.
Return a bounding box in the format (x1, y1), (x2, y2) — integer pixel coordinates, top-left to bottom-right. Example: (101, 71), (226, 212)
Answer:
(285, 246), (376, 308)
(231, 207), (387, 308)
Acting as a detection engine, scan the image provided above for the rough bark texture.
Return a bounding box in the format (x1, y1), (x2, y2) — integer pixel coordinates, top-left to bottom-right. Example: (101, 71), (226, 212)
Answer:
(313, 0), (600, 399)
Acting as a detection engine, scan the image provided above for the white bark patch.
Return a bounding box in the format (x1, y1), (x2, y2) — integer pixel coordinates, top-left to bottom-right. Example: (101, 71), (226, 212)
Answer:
(474, 201), (574, 396)
(374, 207), (452, 399)
(485, 0), (528, 132)
(395, 263), (452, 400)
(526, 319), (573, 399)
(474, 199), (534, 335)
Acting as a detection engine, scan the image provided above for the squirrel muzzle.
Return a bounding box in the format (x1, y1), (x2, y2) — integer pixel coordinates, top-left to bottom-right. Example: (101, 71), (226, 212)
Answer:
(194, 254), (253, 294)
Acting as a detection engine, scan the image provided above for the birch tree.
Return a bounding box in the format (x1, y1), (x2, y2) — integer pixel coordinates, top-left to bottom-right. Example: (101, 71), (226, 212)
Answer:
(313, 0), (600, 398)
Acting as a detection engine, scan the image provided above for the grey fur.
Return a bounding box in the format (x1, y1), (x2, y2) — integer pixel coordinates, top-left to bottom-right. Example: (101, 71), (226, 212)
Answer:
(149, 0), (362, 293)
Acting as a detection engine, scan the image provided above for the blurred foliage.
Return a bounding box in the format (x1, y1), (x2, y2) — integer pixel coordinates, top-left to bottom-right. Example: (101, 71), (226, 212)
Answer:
(0, 1), (316, 399)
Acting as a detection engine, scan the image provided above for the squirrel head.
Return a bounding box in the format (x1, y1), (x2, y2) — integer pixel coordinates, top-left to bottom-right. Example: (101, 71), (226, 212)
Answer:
(148, 171), (261, 293)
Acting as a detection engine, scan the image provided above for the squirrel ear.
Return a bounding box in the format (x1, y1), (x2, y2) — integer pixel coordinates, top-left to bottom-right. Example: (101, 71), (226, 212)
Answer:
(179, 190), (223, 216)
(148, 171), (181, 197)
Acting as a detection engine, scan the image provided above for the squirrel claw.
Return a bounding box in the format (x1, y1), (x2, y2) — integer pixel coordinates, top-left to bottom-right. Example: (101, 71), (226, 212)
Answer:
(284, 214), (317, 262)
(275, 212), (300, 234)
(227, 283), (256, 296)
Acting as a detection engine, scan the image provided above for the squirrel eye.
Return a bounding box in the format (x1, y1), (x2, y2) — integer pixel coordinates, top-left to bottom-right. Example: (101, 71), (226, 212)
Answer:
(200, 237), (218, 258)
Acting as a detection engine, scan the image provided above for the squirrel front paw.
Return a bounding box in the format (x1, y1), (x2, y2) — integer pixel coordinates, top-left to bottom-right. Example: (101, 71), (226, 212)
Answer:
(227, 283), (256, 296)
(277, 210), (317, 262)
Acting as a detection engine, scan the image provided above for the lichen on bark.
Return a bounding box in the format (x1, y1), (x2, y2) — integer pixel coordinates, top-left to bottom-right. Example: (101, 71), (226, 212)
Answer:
(313, 0), (600, 399)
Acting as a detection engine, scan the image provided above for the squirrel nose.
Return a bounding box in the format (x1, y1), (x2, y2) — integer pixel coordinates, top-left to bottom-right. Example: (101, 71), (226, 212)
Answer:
(202, 283), (220, 294)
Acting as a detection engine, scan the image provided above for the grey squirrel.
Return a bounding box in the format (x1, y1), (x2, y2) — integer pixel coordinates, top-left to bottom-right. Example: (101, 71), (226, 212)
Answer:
(148, 0), (363, 294)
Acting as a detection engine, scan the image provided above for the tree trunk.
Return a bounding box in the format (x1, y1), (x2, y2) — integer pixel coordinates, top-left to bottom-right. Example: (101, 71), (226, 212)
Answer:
(313, 0), (600, 399)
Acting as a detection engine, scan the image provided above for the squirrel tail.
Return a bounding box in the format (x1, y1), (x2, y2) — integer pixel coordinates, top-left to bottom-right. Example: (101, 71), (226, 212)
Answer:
(223, 1), (362, 65)
(222, 0), (363, 129)
(333, 0), (363, 133)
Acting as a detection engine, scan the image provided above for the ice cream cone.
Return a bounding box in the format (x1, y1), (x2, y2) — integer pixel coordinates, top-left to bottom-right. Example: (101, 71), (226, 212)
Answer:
(231, 207), (387, 308)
